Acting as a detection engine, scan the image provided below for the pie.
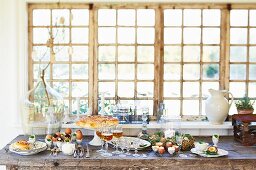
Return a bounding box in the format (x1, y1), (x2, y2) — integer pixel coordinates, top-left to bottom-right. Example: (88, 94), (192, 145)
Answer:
(13, 140), (32, 150)
(76, 115), (119, 129)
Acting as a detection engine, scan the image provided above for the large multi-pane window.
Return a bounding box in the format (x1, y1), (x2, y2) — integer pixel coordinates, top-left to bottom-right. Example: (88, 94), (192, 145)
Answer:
(97, 8), (155, 115)
(229, 9), (256, 114)
(28, 4), (256, 119)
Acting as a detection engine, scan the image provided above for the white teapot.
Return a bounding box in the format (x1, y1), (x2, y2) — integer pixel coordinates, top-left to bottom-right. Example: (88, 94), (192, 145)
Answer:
(61, 143), (76, 155)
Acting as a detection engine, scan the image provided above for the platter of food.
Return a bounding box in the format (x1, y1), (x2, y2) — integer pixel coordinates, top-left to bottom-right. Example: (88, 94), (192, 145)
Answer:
(9, 140), (47, 156)
(191, 146), (228, 158)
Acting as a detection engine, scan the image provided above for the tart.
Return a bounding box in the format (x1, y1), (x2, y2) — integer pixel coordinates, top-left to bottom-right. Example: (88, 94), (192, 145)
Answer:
(206, 146), (218, 155)
(13, 140), (32, 150)
(76, 115), (119, 129)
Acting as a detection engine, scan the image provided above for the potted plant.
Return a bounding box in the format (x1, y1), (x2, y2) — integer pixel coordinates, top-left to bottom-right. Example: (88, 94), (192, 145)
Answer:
(235, 97), (255, 114)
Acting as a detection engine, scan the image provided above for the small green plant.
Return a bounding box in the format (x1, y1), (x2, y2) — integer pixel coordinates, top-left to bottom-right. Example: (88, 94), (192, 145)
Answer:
(235, 97), (255, 110)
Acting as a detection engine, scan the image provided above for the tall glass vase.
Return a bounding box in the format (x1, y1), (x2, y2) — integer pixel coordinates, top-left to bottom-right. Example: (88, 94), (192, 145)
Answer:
(22, 69), (64, 135)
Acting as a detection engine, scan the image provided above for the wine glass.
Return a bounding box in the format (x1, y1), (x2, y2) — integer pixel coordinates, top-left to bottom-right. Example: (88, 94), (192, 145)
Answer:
(119, 138), (127, 157)
(101, 126), (113, 157)
(176, 133), (187, 157)
(112, 125), (123, 155)
(96, 126), (105, 153)
(125, 140), (132, 156)
(212, 134), (219, 146)
(132, 138), (140, 157)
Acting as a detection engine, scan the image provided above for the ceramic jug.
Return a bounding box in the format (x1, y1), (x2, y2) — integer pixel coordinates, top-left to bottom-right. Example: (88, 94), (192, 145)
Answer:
(205, 89), (234, 125)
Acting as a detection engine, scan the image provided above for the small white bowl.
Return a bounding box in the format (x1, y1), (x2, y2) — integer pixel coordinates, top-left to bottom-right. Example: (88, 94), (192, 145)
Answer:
(194, 142), (209, 152)
(152, 145), (159, 152)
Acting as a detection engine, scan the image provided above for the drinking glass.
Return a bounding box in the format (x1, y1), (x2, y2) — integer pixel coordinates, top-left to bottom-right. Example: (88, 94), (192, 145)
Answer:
(176, 134), (187, 158)
(132, 139), (140, 157)
(119, 138), (127, 157)
(101, 126), (113, 157)
(212, 134), (219, 146)
(125, 140), (132, 156)
(96, 126), (105, 153)
(112, 125), (123, 154)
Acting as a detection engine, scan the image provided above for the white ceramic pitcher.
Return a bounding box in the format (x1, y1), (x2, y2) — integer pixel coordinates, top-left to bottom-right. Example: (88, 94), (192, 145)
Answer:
(205, 89), (234, 125)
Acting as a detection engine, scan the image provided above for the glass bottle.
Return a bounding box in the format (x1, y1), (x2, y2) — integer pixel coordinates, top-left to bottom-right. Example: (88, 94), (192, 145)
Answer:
(22, 67), (64, 135)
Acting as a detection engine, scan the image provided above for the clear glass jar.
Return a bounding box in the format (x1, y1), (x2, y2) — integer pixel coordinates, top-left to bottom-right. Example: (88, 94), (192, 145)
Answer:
(22, 69), (64, 135)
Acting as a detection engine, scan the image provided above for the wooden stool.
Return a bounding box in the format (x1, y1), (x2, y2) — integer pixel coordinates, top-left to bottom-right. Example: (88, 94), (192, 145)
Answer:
(232, 114), (256, 146)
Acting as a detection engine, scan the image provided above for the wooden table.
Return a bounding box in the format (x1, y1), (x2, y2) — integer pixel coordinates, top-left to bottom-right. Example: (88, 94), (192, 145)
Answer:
(1, 135), (256, 170)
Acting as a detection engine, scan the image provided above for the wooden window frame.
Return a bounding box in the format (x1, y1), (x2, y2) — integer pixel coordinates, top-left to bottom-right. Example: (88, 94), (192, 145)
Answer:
(28, 3), (256, 120)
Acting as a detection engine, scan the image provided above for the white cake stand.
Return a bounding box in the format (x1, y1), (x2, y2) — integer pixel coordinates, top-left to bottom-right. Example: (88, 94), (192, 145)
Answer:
(89, 130), (102, 146)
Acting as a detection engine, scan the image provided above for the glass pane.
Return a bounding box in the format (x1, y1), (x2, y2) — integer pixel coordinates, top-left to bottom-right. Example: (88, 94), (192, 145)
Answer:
(250, 28), (256, 44)
(203, 9), (220, 26)
(72, 82), (88, 97)
(230, 10), (248, 26)
(183, 64), (200, 80)
(52, 9), (70, 26)
(203, 46), (220, 62)
(202, 82), (219, 98)
(164, 9), (182, 26)
(98, 64), (115, 80)
(71, 28), (88, 43)
(53, 64), (69, 79)
(229, 82), (246, 98)
(118, 28), (135, 44)
(99, 82), (115, 97)
(52, 28), (69, 44)
(98, 46), (115, 62)
(118, 46), (135, 62)
(203, 28), (220, 44)
(137, 64), (154, 80)
(33, 28), (49, 44)
(72, 64), (88, 79)
(117, 9), (135, 26)
(230, 28), (247, 44)
(137, 46), (154, 62)
(164, 46), (181, 62)
(33, 64), (50, 79)
(136, 100), (154, 115)
(137, 82), (154, 97)
(118, 64), (134, 80)
(183, 100), (199, 115)
(98, 27), (116, 44)
(249, 47), (256, 62)
(32, 46), (50, 61)
(53, 82), (69, 97)
(98, 28), (116, 44)
(54, 46), (69, 61)
(183, 28), (201, 44)
(118, 82), (134, 97)
(183, 46), (200, 62)
(250, 10), (256, 26)
(164, 82), (180, 97)
(203, 64), (219, 80)
(183, 82), (199, 98)
(71, 9), (89, 26)
(230, 46), (247, 62)
(184, 9), (201, 26)
(164, 28), (182, 44)
(249, 64), (256, 80)
(33, 9), (50, 26)
(164, 100), (180, 117)
(230, 64), (246, 80)
(72, 46), (88, 61)
(98, 9), (116, 26)
(229, 100), (239, 115)
(137, 9), (155, 26)
(137, 28), (155, 44)
(248, 83), (256, 98)
(164, 64), (181, 80)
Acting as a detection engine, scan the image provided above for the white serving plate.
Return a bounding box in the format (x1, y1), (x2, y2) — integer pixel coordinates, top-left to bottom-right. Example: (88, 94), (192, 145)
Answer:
(191, 148), (228, 158)
(9, 141), (47, 156)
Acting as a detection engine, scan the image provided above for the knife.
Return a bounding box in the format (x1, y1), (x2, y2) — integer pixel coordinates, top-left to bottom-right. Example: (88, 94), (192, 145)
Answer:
(86, 144), (90, 158)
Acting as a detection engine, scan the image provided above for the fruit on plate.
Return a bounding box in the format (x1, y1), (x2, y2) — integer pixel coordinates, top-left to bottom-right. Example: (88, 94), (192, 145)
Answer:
(76, 130), (83, 140)
(165, 141), (173, 148)
(158, 146), (165, 154)
(206, 146), (218, 155)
